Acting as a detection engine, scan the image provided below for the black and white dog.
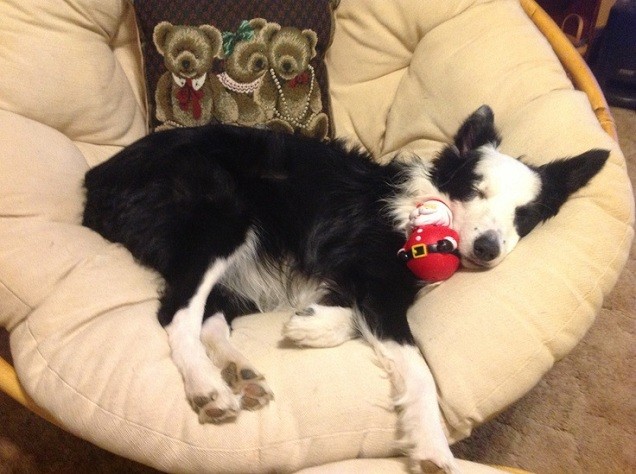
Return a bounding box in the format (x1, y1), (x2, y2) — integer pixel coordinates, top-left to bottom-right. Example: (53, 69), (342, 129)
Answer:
(83, 106), (607, 472)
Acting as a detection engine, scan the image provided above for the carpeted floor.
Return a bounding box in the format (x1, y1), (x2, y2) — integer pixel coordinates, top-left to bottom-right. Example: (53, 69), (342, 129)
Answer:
(1, 107), (634, 474)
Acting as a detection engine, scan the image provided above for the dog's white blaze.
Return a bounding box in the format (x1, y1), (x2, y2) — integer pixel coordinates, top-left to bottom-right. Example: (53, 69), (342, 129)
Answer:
(451, 145), (542, 267)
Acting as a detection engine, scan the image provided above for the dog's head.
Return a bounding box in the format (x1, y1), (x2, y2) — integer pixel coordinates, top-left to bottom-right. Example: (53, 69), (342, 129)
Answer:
(429, 105), (609, 268)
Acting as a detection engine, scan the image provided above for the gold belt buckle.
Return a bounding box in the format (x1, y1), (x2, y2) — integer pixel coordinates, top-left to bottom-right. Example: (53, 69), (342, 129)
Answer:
(412, 244), (428, 258)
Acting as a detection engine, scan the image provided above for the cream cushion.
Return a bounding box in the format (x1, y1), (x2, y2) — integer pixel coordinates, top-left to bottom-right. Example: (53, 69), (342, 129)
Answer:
(0, 0), (633, 472)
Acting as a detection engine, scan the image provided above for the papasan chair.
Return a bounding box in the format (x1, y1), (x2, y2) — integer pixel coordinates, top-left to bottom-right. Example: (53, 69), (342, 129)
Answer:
(0, 0), (633, 472)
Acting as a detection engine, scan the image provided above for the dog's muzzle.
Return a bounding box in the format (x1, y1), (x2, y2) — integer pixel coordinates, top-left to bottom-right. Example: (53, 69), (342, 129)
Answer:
(472, 230), (501, 263)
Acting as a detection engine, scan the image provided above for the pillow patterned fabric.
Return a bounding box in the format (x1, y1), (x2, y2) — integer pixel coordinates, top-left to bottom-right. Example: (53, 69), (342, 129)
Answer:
(135, 0), (337, 140)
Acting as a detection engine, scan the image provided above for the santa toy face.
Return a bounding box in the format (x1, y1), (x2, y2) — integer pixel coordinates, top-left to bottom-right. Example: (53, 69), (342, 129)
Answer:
(409, 199), (453, 229)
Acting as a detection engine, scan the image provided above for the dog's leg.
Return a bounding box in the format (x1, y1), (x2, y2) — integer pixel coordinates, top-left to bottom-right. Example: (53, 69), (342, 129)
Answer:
(351, 275), (457, 471)
(165, 259), (241, 423)
(380, 341), (460, 474)
(200, 313), (274, 411)
(283, 304), (357, 348)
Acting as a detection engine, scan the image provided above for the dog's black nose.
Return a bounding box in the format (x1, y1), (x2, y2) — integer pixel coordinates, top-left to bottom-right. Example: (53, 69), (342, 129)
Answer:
(473, 231), (500, 262)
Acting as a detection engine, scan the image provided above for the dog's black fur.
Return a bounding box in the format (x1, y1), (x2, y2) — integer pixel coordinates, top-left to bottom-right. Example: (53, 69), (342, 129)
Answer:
(81, 107), (609, 469)
(83, 123), (422, 342)
(82, 108), (608, 346)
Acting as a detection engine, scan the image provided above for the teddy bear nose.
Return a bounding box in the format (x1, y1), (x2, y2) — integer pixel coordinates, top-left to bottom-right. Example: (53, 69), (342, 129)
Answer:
(281, 59), (294, 73)
(181, 59), (191, 70)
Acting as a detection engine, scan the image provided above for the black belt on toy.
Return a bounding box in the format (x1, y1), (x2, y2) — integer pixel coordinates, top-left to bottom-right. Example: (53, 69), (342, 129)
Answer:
(397, 239), (457, 262)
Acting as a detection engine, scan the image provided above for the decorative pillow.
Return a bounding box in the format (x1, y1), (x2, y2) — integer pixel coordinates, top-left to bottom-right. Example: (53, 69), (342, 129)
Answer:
(134, 0), (337, 140)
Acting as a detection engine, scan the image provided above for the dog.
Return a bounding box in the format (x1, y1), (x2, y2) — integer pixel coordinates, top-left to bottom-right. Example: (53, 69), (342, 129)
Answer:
(82, 105), (608, 473)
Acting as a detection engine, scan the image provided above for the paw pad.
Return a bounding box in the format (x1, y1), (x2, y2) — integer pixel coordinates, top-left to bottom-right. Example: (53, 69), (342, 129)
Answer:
(221, 361), (274, 411)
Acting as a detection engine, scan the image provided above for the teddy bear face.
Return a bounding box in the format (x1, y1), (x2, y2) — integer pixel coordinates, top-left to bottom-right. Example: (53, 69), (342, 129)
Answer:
(154, 23), (222, 79)
(268, 27), (318, 81)
(225, 40), (268, 83)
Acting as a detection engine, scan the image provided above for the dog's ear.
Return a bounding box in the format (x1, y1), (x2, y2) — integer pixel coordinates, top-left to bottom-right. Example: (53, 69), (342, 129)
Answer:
(538, 149), (609, 199)
(516, 149), (610, 236)
(454, 105), (502, 156)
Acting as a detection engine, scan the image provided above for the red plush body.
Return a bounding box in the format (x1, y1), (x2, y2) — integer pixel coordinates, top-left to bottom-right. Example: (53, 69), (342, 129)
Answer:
(400, 224), (460, 282)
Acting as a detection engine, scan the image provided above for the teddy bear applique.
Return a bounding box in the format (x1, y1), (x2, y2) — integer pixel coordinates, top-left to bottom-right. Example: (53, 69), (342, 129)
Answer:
(256, 26), (329, 140)
(153, 22), (239, 129)
(151, 19), (329, 140)
(216, 19), (277, 126)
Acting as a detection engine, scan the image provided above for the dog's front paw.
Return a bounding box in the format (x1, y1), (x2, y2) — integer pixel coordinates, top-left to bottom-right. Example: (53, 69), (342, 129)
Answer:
(221, 362), (274, 411)
(284, 305), (355, 348)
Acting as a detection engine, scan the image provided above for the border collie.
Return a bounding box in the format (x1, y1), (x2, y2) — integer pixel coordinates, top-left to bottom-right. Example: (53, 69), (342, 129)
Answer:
(82, 106), (607, 473)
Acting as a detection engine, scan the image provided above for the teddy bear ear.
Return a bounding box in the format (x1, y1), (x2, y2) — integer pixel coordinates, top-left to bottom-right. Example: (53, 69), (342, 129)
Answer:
(249, 18), (268, 34)
(199, 24), (223, 58)
(302, 29), (318, 57)
(153, 21), (174, 56)
(260, 22), (282, 43)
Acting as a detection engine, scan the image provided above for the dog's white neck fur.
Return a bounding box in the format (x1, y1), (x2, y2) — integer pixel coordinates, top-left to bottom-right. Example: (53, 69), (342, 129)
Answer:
(388, 156), (447, 234)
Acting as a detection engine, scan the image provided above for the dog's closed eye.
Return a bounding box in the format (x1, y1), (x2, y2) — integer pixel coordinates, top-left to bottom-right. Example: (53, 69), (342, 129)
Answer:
(475, 181), (490, 199)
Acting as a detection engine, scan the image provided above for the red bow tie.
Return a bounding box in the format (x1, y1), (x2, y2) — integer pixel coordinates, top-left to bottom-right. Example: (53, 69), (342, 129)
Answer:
(288, 71), (310, 88)
(176, 79), (204, 120)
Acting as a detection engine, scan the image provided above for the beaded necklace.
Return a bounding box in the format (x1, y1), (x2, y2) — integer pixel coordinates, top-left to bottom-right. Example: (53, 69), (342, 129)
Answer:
(267, 65), (316, 129)
(217, 72), (264, 95)
(162, 120), (186, 128)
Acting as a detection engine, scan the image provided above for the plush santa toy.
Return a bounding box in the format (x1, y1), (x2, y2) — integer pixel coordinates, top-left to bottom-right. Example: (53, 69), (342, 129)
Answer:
(397, 199), (460, 282)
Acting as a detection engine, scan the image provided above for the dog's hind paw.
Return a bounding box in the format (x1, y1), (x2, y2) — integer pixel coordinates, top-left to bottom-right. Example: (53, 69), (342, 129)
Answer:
(410, 453), (461, 474)
(240, 378), (275, 410)
(188, 389), (241, 424)
(221, 362), (274, 411)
